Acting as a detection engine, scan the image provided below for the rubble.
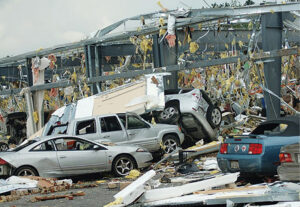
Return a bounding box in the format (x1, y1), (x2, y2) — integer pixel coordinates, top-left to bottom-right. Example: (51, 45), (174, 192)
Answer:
(30, 191), (85, 202)
(0, 175), (100, 203)
(0, 2), (299, 207)
(101, 139), (300, 207)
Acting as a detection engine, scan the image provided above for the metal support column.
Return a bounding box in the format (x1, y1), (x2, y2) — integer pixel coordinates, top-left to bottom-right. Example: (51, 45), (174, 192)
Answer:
(85, 45), (98, 94)
(152, 34), (162, 68)
(152, 34), (178, 89)
(95, 45), (102, 92)
(26, 58), (33, 86)
(262, 12), (282, 119)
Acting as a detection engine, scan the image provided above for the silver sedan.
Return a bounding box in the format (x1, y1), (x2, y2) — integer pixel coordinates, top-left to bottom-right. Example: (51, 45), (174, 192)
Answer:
(0, 135), (153, 177)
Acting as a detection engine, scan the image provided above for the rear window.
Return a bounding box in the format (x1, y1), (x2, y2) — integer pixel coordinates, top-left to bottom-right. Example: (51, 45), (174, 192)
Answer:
(251, 123), (288, 136)
(10, 140), (37, 152)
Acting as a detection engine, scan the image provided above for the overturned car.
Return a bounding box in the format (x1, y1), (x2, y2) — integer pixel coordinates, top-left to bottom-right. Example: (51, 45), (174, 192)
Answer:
(152, 88), (221, 143)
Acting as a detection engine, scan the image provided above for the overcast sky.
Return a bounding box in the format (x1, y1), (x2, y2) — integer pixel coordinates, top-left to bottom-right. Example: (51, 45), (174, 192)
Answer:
(0, 0), (263, 58)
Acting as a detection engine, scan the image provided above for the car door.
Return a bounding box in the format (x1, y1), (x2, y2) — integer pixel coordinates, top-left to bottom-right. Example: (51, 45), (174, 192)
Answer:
(29, 140), (62, 177)
(99, 115), (128, 142)
(54, 137), (107, 175)
(118, 114), (159, 151)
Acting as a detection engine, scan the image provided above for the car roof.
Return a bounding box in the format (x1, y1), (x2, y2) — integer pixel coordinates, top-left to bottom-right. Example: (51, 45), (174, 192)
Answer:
(36, 135), (102, 146)
(71, 112), (139, 121)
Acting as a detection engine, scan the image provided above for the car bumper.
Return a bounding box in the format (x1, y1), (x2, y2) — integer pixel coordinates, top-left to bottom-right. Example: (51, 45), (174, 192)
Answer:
(278, 165), (300, 181)
(217, 154), (277, 174)
(135, 152), (153, 169)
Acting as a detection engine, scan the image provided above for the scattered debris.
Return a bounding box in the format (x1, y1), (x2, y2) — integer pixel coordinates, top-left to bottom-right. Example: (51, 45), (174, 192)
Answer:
(30, 191), (85, 202)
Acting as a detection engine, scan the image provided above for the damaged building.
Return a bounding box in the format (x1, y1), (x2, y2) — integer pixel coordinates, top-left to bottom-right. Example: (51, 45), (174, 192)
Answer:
(0, 1), (299, 206)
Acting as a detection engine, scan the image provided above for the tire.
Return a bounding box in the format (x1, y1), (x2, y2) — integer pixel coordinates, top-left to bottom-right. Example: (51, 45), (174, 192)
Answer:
(163, 135), (179, 154)
(112, 155), (137, 177)
(15, 166), (39, 176)
(0, 143), (9, 151)
(157, 105), (180, 124)
(206, 105), (222, 128)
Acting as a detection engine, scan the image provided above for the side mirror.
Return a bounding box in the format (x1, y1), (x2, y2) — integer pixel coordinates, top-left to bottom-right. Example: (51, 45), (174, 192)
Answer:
(93, 145), (102, 150)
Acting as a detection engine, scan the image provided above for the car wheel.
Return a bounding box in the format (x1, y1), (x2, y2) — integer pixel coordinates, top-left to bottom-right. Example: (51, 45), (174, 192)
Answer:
(207, 106), (222, 128)
(163, 135), (179, 153)
(0, 143), (9, 151)
(15, 166), (38, 176)
(157, 105), (180, 124)
(112, 155), (137, 177)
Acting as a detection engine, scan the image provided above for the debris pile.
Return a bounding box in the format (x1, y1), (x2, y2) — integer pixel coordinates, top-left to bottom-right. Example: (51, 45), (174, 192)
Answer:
(104, 142), (300, 206)
(0, 176), (100, 203)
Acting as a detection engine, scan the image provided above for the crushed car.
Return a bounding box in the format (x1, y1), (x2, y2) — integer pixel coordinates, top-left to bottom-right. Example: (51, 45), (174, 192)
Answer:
(278, 142), (300, 181)
(217, 116), (300, 176)
(153, 88), (221, 143)
(0, 135), (153, 177)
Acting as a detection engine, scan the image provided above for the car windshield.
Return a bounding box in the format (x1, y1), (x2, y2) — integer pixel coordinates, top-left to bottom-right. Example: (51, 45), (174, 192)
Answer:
(10, 140), (37, 152)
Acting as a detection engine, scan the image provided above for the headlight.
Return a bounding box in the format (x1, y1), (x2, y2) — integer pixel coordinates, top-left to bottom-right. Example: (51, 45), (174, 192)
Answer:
(136, 148), (148, 152)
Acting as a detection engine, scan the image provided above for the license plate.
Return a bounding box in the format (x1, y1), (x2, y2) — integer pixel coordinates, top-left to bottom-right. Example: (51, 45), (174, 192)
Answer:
(230, 161), (239, 169)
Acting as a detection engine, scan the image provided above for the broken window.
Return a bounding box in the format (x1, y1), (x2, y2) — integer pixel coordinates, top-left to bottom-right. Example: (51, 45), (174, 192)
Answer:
(76, 119), (96, 135)
(31, 141), (55, 151)
(100, 116), (122, 132)
(54, 138), (95, 151)
(47, 124), (68, 136)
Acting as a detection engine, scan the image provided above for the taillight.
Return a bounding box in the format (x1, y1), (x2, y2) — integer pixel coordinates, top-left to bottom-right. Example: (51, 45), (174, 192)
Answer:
(279, 153), (293, 163)
(248, 144), (262, 154)
(178, 126), (182, 132)
(0, 158), (7, 165)
(192, 93), (199, 99)
(220, 143), (228, 154)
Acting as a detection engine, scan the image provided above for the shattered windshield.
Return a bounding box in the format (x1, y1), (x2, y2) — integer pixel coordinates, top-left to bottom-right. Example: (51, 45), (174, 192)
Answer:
(42, 104), (76, 136)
